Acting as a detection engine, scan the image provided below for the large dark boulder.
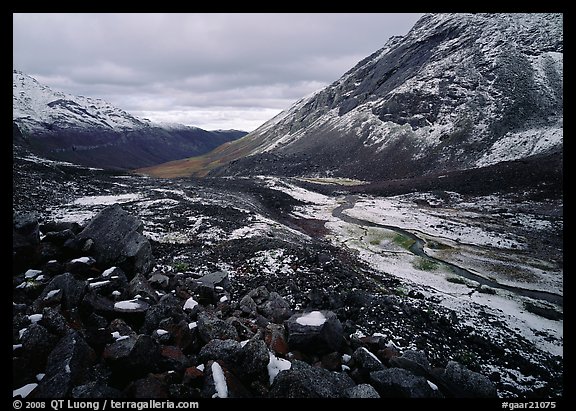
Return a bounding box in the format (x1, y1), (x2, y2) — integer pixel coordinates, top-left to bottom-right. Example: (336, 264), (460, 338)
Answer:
(260, 292), (293, 323)
(197, 312), (239, 343)
(75, 205), (152, 276)
(352, 346), (386, 375)
(442, 361), (497, 398)
(285, 310), (344, 354)
(369, 368), (437, 398)
(31, 331), (96, 398)
(269, 360), (354, 398)
(199, 339), (242, 364)
(34, 273), (86, 311)
(103, 335), (161, 384)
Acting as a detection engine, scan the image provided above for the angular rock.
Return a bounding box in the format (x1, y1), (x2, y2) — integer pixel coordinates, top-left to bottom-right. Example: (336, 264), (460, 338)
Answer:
(140, 300), (186, 335)
(127, 273), (158, 303)
(260, 292), (293, 323)
(239, 295), (257, 315)
(32, 331), (96, 398)
(160, 345), (190, 370)
(247, 286), (270, 305)
(227, 317), (255, 341)
(240, 338), (269, 379)
(148, 272), (170, 289)
(39, 307), (71, 337)
(197, 312), (238, 343)
(443, 361), (497, 398)
(34, 273), (86, 311)
(183, 366), (204, 385)
(65, 256), (98, 278)
(390, 349), (431, 377)
(103, 335), (161, 385)
(321, 352), (342, 372)
(20, 323), (59, 371)
(197, 271), (230, 290)
(344, 384), (381, 398)
(369, 368), (436, 398)
(43, 229), (76, 245)
(75, 205), (152, 276)
(353, 346), (386, 374)
(199, 339), (242, 364)
(285, 310), (344, 354)
(269, 360), (355, 398)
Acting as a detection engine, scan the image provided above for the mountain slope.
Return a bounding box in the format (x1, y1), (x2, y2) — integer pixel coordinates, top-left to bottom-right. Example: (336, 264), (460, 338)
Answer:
(13, 70), (246, 169)
(140, 13), (562, 180)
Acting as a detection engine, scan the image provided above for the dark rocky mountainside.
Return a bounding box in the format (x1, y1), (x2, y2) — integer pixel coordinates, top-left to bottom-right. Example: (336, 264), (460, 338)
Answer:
(13, 70), (246, 169)
(141, 13), (562, 180)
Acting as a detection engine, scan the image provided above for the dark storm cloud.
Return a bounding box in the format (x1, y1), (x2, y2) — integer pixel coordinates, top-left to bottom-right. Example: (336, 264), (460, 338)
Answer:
(13, 13), (423, 131)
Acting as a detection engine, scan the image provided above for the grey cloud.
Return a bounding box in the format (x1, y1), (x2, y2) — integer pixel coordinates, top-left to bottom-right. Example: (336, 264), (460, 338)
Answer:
(14, 13), (423, 130)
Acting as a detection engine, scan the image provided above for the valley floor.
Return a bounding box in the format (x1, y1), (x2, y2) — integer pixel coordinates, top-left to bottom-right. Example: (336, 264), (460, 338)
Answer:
(13, 152), (563, 397)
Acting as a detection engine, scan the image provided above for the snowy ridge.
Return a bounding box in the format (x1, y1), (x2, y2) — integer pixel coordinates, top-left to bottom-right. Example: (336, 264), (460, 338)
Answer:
(13, 70), (151, 133)
(212, 13), (562, 180)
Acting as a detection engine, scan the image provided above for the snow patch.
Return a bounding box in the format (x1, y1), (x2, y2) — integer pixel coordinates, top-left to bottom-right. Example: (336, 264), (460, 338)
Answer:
(28, 314), (43, 323)
(156, 329), (169, 336)
(102, 267), (117, 277)
(267, 352), (292, 384)
(24, 269), (42, 279)
(183, 297), (199, 311)
(211, 362), (228, 398)
(13, 383), (37, 398)
(114, 300), (143, 311)
(73, 193), (142, 206)
(296, 311), (327, 326)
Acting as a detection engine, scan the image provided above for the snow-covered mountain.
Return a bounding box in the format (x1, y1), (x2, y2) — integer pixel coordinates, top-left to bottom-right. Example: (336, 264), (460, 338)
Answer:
(12, 70), (246, 169)
(142, 13), (562, 180)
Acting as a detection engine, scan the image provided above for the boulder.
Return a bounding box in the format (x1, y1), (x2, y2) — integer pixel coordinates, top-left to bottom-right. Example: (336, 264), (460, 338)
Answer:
(39, 307), (71, 337)
(32, 331), (96, 398)
(125, 375), (169, 398)
(260, 292), (293, 323)
(43, 229), (76, 245)
(269, 360), (354, 398)
(197, 271), (230, 290)
(239, 338), (270, 379)
(443, 361), (497, 398)
(148, 273), (170, 289)
(75, 205), (152, 276)
(103, 335), (161, 384)
(285, 310), (344, 354)
(197, 312), (238, 343)
(369, 368), (436, 398)
(352, 346), (385, 374)
(19, 323), (59, 371)
(239, 295), (257, 315)
(127, 273), (158, 303)
(199, 339), (242, 364)
(34, 273), (86, 311)
(265, 323), (289, 355)
(344, 384), (381, 398)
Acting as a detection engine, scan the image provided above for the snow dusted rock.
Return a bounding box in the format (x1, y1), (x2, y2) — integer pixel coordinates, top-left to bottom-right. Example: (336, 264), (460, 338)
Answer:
(369, 368), (438, 398)
(260, 292), (293, 323)
(103, 335), (161, 383)
(443, 361), (497, 398)
(197, 312), (239, 343)
(202, 360), (251, 398)
(65, 256), (98, 278)
(285, 310), (344, 354)
(344, 383), (381, 398)
(40, 307), (70, 336)
(199, 339), (242, 364)
(32, 331), (96, 398)
(269, 360), (355, 398)
(352, 346), (386, 374)
(197, 271), (230, 290)
(239, 338), (270, 380)
(390, 349), (431, 376)
(19, 323), (58, 372)
(75, 205), (152, 276)
(148, 272), (170, 289)
(239, 295), (258, 315)
(34, 273), (86, 311)
(127, 273), (158, 303)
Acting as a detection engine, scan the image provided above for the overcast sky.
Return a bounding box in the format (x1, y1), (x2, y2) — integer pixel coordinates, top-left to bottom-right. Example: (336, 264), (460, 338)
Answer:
(13, 13), (423, 131)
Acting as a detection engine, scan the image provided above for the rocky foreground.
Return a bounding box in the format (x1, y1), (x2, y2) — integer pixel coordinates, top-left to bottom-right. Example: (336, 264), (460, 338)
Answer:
(13, 205), (499, 399)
